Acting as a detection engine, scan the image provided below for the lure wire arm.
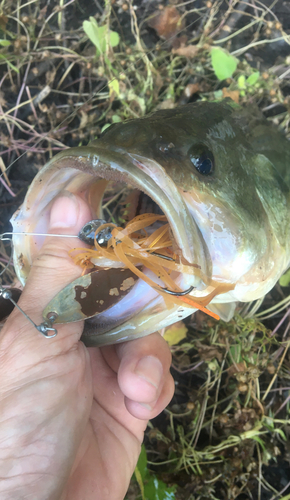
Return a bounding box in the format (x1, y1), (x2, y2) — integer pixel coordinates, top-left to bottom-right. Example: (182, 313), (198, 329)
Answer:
(0, 227), (98, 339)
(1, 231), (78, 239)
(0, 284), (58, 338)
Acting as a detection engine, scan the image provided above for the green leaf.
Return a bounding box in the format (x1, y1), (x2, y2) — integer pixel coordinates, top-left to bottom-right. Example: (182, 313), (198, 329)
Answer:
(101, 123), (111, 133)
(252, 436), (266, 451)
(213, 89), (223, 99)
(134, 466), (145, 500)
(108, 78), (119, 97)
(237, 75), (246, 89)
(279, 268), (290, 287)
(97, 26), (107, 53)
(112, 114), (122, 123)
(83, 17), (102, 54)
(280, 494), (290, 500)
(83, 17), (119, 55)
(0, 39), (10, 46)
(0, 54), (19, 72)
(144, 476), (176, 500)
(163, 321), (188, 346)
(136, 445), (148, 479)
(109, 30), (119, 47)
(229, 344), (241, 363)
(211, 47), (238, 81)
(275, 428), (287, 441)
(246, 71), (260, 86)
(134, 446), (176, 500)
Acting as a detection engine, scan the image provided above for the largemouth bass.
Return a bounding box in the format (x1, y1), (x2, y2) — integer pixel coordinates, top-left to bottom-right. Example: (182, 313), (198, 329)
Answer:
(11, 100), (290, 345)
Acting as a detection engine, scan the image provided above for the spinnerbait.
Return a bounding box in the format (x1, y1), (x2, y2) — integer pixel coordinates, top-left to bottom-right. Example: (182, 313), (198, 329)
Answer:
(0, 221), (195, 338)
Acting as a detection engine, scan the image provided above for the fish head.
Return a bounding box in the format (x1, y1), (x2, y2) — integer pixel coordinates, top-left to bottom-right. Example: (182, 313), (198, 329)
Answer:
(94, 100), (290, 298)
(11, 100), (290, 344)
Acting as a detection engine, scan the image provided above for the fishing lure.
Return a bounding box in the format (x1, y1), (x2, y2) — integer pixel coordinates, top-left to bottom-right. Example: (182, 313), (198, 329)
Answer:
(0, 212), (220, 338)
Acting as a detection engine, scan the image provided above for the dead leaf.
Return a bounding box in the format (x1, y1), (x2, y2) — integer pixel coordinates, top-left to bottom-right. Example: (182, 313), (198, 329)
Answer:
(195, 340), (223, 362)
(46, 68), (56, 86)
(0, 15), (8, 31)
(183, 83), (200, 98)
(172, 44), (199, 58)
(163, 321), (188, 346)
(148, 7), (183, 40)
(79, 110), (89, 129)
(0, 91), (7, 108)
(227, 361), (247, 378)
(156, 98), (175, 110)
(222, 87), (240, 103)
(171, 34), (188, 50)
(0, 157), (10, 186)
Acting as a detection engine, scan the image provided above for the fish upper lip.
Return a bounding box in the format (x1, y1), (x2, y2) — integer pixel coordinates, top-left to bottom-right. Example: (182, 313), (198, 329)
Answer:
(124, 151), (211, 278)
(74, 145), (211, 277)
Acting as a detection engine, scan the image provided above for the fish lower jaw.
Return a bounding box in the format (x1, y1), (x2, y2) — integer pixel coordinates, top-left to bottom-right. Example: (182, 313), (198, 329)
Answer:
(81, 268), (202, 345)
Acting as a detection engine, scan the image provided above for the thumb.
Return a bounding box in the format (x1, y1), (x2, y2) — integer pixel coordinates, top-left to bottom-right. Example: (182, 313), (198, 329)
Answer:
(17, 192), (92, 324)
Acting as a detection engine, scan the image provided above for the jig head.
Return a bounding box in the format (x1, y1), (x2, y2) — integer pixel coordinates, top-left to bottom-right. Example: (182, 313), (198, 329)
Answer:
(78, 219), (113, 246)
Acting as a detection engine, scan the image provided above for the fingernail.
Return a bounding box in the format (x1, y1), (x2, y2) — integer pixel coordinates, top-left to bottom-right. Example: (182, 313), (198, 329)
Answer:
(138, 402), (154, 411)
(135, 356), (163, 389)
(49, 193), (80, 229)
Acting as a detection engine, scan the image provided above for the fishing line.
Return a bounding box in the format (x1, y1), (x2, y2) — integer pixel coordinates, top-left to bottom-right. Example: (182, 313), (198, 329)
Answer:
(1, 231), (80, 240)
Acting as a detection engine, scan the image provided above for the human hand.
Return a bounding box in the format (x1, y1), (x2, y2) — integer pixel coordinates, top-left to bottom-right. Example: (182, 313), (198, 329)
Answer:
(0, 194), (174, 500)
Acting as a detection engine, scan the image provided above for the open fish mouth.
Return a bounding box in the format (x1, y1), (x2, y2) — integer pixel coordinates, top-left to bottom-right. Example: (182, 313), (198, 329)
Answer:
(9, 99), (290, 344)
(11, 146), (215, 345)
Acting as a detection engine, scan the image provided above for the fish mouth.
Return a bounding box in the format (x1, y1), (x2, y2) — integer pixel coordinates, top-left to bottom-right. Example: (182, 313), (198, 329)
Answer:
(11, 146), (211, 344)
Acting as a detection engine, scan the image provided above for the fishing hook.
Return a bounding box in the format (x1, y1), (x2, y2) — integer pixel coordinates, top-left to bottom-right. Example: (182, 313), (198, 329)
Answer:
(150, 251), (174, 261)
(161, 285), (195, 296)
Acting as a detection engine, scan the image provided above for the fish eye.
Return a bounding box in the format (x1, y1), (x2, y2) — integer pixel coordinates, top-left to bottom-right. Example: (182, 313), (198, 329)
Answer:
(188, 144), (215, 176)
